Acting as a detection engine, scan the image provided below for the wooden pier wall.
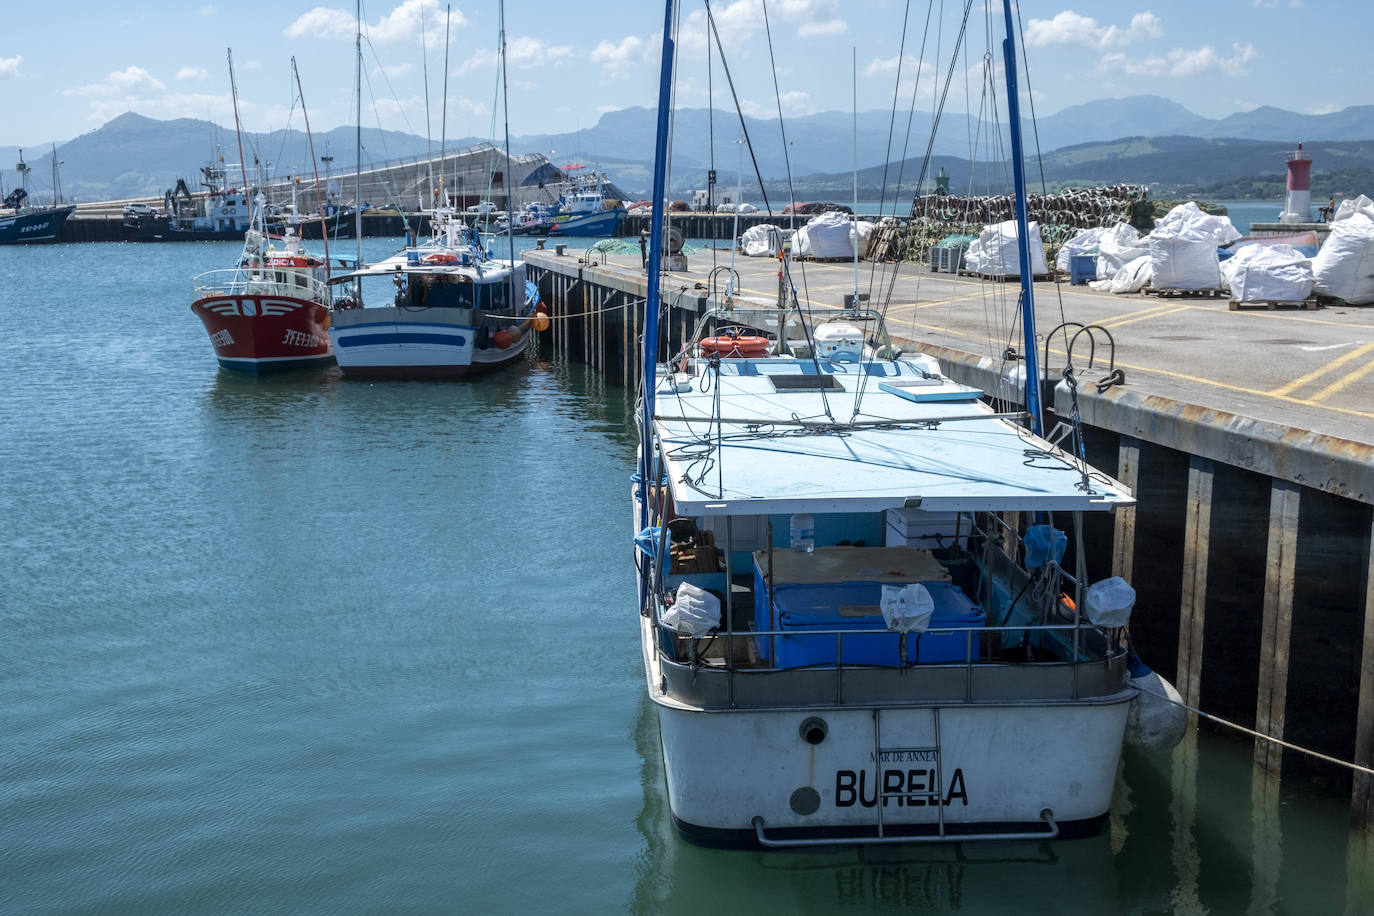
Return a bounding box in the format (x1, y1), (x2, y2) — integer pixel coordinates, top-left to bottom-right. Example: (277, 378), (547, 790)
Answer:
(524, 246), (1374, 833)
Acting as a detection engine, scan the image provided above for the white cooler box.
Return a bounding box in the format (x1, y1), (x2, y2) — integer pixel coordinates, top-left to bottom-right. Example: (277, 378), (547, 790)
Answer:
(884, 508), (971, 550)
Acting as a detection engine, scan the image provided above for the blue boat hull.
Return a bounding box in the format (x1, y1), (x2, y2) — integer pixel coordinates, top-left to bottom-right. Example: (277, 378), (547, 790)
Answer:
(548, 209), (626, 237)
(0, 206), (74, 244)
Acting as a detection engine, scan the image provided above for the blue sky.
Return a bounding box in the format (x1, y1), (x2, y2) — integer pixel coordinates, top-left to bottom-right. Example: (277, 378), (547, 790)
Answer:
(0, 0), (1363, 147)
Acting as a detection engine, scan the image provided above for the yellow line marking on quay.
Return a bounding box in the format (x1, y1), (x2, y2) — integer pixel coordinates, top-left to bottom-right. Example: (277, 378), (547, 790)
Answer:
(1310, 355), (1374, 402)
(899, 319), (1374, 422)
(1090, 304), (1193, 330)
(1269, 341), (1374, 397)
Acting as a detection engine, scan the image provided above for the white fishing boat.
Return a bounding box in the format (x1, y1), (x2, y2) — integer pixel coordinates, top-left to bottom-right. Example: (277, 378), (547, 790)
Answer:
(328, 211), (536, 378)
(632, 0), (1173, 849)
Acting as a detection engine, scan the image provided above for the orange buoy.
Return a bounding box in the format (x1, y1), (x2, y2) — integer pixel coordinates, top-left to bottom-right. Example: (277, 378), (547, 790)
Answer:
(536, 300), (549, 314)
(492, 329), (513, 349)
(700, 334), (769, 358)
(533, 313), (550, 332)
(422, 252), (459, 265)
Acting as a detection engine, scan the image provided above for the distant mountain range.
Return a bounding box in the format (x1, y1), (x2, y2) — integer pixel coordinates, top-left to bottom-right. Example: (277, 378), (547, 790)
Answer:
(5, 95), (1374, 202)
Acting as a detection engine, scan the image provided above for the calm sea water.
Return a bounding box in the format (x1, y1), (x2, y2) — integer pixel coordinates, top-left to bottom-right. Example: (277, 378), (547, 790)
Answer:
(3, 238), (1371, 913)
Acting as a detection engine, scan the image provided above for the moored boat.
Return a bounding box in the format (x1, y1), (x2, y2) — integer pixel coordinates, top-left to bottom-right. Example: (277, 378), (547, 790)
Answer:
(327, 211), (537, 379)
(190, 220), (334, 373)
(1, 150), (74, 244)
(632, 0), (1174, 850)
(546, 170), (627, 237)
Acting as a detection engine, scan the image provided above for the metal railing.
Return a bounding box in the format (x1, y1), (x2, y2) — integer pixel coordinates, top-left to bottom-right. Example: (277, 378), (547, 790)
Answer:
(193, 268), (331, 305)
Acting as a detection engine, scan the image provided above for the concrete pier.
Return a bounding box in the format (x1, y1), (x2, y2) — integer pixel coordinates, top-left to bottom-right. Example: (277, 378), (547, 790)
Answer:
(523, 243), (1374, 828)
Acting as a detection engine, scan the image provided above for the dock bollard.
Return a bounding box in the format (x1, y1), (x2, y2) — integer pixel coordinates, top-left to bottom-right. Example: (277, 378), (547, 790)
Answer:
(555, 244), (566, 256)
(536, 238), (545, 250)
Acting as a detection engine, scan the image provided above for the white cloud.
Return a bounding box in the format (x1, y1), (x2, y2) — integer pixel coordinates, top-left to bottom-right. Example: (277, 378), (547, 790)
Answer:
(0, 55), (21, 78)
(66, 67), (167, 98)
(283, 6), (355, 40)
(1025, 10), (1163, 49)
(1098, 42), (1258, 78)
(200, 4), (216, 14)
(863, 54), (930, 79)
(456, 49), (497, 76)
(374, 63), (414, 78)
(590, 35), (647, 78)
(799, 18), (847, 38)
(1252, 0), (1277, 7)
(175, 67), (209, 81)
(737, 90), (815, 119)
(283, 1), (463, 45)
(506, 37), (575, 68)
(1306, 103), (1341, 115)
(239, 59), (261, 71)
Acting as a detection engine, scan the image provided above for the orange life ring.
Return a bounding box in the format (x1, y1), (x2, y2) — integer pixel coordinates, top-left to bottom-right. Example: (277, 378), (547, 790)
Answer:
(422, 252), (459, 265)
(700, 334), (769, 358)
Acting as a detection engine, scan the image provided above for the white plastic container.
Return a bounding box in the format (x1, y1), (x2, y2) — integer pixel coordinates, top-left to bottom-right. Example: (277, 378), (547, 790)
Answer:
(789, 513), (815, 553)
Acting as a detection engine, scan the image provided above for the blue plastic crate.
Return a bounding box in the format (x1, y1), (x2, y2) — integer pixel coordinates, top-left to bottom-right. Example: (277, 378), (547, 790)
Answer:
(753, 580), (983, 668)
(1069, 255), (1097, 285)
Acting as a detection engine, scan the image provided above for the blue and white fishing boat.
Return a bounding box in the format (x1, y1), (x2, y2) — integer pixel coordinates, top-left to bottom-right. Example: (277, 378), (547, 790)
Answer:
(328, 210), (536, 378)
(547, 170), (626, 237)
(632, 1), (1177, 848)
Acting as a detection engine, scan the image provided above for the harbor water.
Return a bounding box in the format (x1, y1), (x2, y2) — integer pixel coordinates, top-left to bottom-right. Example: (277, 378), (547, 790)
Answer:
(3, 239), (1373, 913)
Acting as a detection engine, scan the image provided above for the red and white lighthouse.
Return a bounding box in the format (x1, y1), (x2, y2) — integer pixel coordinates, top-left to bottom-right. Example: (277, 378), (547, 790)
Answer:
(1280, 141), (1312, 223)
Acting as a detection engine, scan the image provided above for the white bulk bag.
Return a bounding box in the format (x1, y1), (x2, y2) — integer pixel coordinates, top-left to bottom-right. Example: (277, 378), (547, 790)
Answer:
(1095, 222), (1147, 278)
(1225, 244), (1314, 302)
(1333, 194), (1374, 223)
(1108, 254), (1154, 294)
(1056, 226), (1108, 273)
(801, 210), (859, 259)
(1313, 212), (1374, 304)
(965, 219), (1049, 277)
(740, 223), (783, 257)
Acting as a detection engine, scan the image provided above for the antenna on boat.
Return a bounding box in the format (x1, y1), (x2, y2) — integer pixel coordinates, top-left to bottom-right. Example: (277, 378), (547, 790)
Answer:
(420, 1), (434, 210)
(354, 0), (363, 271)
(851, 45), (859, 311)
(225, 49), (251, 210)
(292, 57), (331, 277)
(439, 4), (451, 216)
(1000, 0), (1043, 436)
(499, 0), (515, 273)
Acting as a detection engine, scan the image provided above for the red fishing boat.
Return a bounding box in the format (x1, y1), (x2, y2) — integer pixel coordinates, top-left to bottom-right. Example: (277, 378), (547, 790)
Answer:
(191, 223), (334, 372)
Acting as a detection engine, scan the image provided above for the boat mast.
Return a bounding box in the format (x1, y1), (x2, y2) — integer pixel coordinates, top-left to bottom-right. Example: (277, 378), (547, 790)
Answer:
(292, 57), (331, 275)
(637, 0), (678, 531)
(1000, 0), (1043, 436)
(354, 0), (363, 265)
(226, 50), (251, 208)
(51, 143), (60, 207)
(499, 0), (514, 270)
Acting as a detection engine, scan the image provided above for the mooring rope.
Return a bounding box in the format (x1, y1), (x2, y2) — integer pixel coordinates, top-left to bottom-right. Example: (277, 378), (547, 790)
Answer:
(1157, 693), (1374, 777)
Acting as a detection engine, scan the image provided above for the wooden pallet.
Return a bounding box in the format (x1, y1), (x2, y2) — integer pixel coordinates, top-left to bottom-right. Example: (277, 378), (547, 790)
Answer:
(1228, 298), (1320, 311)
(957, 270), (1054, 282)
(1142, 287), (1227, 299)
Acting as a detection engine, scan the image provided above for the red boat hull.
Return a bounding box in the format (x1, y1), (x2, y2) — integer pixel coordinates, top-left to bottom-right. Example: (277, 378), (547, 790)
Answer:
(191, 294), (334, 373)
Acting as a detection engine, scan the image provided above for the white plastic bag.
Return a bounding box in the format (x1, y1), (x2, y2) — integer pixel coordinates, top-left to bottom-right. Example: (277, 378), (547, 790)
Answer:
(1313, 212), (1374, 304)
(663, 582), (721, 637)
(1083, 577), (1136, 627)
(1225, 244), (1314, 302)
(880, 583), (935, 633)
(965, 219), (1049, 277)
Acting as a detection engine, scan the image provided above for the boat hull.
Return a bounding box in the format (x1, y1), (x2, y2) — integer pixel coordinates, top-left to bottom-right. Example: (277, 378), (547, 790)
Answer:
(329, 308), (530, 378)
(548, 208), (626, 237)
(191, 294), (334, 373)
(0, 205), (74, 243)
(651, 688), (1132, 848)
